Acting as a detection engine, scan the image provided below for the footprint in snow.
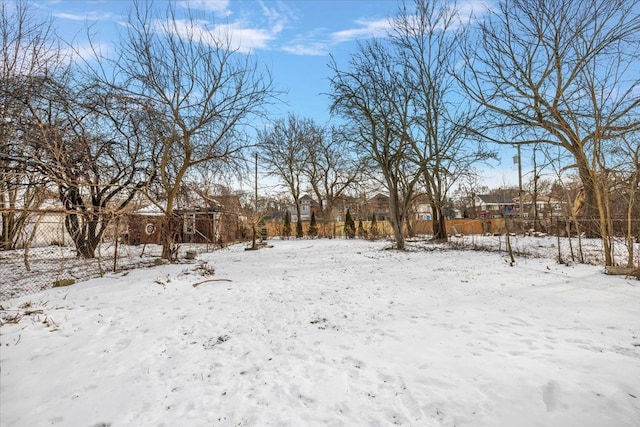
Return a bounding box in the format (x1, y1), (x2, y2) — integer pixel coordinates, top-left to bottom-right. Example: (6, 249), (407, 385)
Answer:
(542, 380), (560, 412)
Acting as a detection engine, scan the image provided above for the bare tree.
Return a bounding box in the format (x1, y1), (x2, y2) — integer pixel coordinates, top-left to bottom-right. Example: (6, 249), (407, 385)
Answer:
(392, 0), (495, 241)
(103, 0), (275, 259)
(460, 0), (640, 265)
(329, 40), (420, 250)
(258, 113), (319, 238)
(545, 155), (586, 263)
(23, 75), (151, 258)
(304, 125), (363, 237)
(2, 0), (149, 258)
(453, 169), (489, 219)
(610, 133), (640, 268)
(0, 0), (62, 249)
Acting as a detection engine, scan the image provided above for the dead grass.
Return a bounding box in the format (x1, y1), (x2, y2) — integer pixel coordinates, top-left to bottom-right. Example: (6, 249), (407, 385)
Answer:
(0, 300), (59, 329)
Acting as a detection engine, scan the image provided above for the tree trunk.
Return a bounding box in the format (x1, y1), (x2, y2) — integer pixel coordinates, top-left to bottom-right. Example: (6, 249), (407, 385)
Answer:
(161, 214), (181, 260)
(504, 219), (516, 266)
(406, 218), (415, 238)
(626, 168), (638, 268)
(325, 202), (334, 238)
(388, 191), (405, 250)
(65, 217), (94, 258)
(575, 157), (613, 266)
(431, 202), (448, 241)
(295, 203), (303, 238)
(531, 146), (539, 231)
(575, 162), (600, 234)
(1, 211), (15, 250)
(64, 212), (106, 259)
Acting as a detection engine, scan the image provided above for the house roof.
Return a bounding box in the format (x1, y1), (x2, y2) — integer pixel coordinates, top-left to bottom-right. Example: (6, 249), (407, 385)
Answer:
(513, 195), (562, 204)
(133, 204), (164, 216)
(412, 194), (432, 204)
(477, 194), (516, 205)
(298, 194), (320, 207)
(368, 193), (389, 203)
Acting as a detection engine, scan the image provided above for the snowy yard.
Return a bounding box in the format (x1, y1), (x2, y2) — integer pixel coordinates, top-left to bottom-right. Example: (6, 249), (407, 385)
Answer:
(1, 238), (639, 426)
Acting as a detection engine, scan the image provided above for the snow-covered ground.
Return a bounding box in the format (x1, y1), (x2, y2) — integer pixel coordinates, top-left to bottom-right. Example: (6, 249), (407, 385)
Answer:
(2, 233), (637, 301)
(1, 238), (639, 426)
(0, 242), (214, 300)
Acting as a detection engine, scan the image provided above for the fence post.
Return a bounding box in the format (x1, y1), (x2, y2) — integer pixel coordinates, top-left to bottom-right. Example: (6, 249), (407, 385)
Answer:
(113, 215), (120, 273)
(556, 217), (562, 264)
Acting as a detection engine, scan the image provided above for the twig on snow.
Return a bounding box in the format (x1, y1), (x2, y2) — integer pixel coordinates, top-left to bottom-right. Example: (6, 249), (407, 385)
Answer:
(192, 279), (233, 288)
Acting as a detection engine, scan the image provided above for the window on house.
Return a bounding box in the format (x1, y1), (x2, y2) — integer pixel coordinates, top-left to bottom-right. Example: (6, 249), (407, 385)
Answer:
(184, 214), (195, 234)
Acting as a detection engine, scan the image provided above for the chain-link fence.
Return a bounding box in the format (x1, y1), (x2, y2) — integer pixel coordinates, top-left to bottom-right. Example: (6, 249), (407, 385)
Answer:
(439, 217), (640, 268)
(0, 209), (247, 300)
(2, 210), (638, 300)
(265, 216), (639, 268)
(549, 217), (639, 268)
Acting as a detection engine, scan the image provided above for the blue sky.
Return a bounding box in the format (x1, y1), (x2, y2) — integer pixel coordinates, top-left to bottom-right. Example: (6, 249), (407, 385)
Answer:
(36, 0), (402, 124)
(33, 0), (527, 188)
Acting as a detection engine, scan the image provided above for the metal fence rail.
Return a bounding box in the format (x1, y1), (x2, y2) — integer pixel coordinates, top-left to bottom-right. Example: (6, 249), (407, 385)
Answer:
(1, 211), (638, 301)
(0, 210), (240, 300)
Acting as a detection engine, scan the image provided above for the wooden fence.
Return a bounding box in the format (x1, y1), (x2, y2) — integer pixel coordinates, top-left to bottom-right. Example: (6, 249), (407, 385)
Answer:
(264, 218), (510, 238)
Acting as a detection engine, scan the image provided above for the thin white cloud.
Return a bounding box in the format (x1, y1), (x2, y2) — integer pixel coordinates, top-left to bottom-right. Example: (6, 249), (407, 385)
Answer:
(283, 1), (494, 57)
(177, 0), (232, 17)
(53, 11), (116, 21)
(162, 1), (292, 54)
(457, 0), (493, 22)
(163, 18), (279, 54)
(330, 17), (392, 43)
(281, 42), (328, 57)
(63, 42), (111, 63)
(280, 16), (392, 57)
(215, 22), (277, 52)
(281, 26), (331, 56)
(259, 3), (284, 33)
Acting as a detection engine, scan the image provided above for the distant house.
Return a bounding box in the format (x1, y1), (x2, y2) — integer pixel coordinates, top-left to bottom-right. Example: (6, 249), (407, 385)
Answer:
(475, 194), (517, 218)
(291, 194), (321, 222)
(412, 195), (433, 220)
(365, 193), (390, 221)
(212, 194), (243, 213)
(513, 195), (565, 219)
(128, 192), (243, 246)
(17, 197), (70, 248)
(127, 204), (165, 245)
(333, 195), (362, 221)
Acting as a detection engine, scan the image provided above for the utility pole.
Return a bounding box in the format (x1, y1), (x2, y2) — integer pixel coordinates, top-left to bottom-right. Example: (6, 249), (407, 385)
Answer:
(251, 152), (258, 249)
(532, 145), (538, 231)
(517, 145), (524, 220)
(255, 152), (258, 216)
